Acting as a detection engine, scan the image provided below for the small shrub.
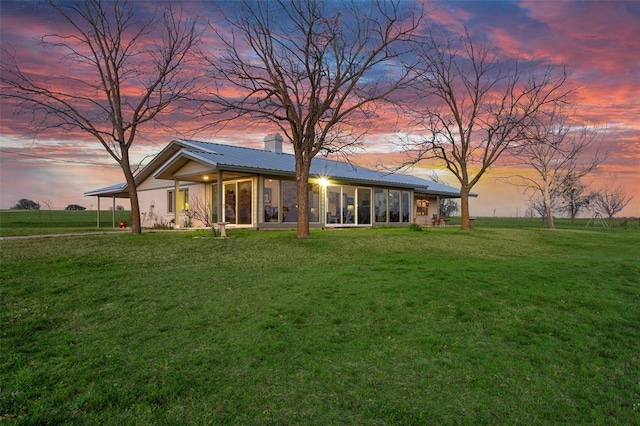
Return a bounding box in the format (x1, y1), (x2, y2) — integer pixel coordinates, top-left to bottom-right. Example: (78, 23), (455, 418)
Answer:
(151, 217), (173, 229)
(408, 223), (423, 232)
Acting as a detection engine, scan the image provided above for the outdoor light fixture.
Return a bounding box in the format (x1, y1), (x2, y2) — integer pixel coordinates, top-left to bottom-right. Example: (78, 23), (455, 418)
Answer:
(203, 175), (209, 181)
(318, 177), (329, 187)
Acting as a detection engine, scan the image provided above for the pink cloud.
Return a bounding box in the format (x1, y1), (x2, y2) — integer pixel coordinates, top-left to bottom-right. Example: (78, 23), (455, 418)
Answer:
(1, 0), (638, 217)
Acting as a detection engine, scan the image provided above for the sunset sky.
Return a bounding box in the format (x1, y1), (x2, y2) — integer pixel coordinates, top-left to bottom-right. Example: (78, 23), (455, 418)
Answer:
(1, 0), (638, 217)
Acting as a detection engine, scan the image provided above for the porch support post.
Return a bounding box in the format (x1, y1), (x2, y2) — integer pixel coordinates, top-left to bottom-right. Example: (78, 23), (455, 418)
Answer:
(112, 196), (116, 228)
(97, 197), (101, 228)
(216, 170), (223, 222)
(174, 179), (181, 229)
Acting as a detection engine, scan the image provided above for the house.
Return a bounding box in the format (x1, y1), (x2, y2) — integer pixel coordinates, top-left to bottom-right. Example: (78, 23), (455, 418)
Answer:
(85, 134), (468, 229)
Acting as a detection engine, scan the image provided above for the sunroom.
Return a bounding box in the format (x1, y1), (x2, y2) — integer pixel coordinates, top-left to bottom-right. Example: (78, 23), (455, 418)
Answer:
(86, 134), (465, 229)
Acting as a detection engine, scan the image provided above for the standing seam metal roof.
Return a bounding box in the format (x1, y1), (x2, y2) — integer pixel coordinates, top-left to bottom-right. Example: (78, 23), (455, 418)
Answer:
(177, 139), (461, 194)
(85, 138), (466, 197)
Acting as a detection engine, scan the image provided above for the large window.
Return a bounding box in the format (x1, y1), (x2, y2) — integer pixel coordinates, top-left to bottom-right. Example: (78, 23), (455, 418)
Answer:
(374, 188), (411, 223)
(374, 188), (387, 222)
(282, 181), (297, 222)
(238, 181), (252, 224)
(263, 179), (280, 222)
(308, 183), (320, 222)
(327, 185), (371, 225)
(389, 190), (401, 222)
(263, 179), (320, 224)
(167, 188), (189, 214)
(357, 188), (372, 224)
(402, 191), (410, 223)
(224, 180), (252, 225)
(224, 183), (236, 223)
(416, 199), (429, 216)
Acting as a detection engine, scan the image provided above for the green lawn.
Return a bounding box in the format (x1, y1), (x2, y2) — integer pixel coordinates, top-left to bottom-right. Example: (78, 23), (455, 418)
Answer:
(0, 210), (132, 237)
(1, 226), (639, 424)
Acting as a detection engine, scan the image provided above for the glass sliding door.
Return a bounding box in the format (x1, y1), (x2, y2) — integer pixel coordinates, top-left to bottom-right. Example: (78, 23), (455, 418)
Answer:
(402, 191), (410, 223)
(342, 186), (356, 224)
(263, 178), (280, 222)
(224, 183), (236, 223)
(374, 188), (387, 223)
(282, 181), (297, 222)
(238, 181), (252, 224)
(389, 190), (401, 222)
(326, 185), (372, 226)
(357, 188), (372, 224)
(308, 183), (320, 223)
(224, 180), (253, 225)
(327, 186), (341, 224)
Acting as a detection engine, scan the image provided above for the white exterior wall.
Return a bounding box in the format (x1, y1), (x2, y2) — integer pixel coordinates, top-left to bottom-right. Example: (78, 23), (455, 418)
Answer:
(138, 176), (208, 228)
(138, 183), (173, 228)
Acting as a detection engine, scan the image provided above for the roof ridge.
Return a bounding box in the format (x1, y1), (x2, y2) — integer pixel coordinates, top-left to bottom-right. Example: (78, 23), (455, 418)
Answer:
(176, 138), (295, 157)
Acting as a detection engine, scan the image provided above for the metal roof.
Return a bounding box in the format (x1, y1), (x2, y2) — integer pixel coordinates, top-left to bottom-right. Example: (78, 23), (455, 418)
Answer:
(84, 182), (128, 197)
(86, 138), (468, 198)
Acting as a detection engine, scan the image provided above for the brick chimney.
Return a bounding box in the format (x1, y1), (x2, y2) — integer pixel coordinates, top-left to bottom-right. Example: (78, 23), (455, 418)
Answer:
(264, 133), (283, 154)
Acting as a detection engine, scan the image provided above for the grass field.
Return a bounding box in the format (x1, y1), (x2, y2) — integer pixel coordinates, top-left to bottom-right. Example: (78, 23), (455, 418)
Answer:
(1, 209), (637, 238)
(0, 210), (132, 237)
(1, 219), (639, 423)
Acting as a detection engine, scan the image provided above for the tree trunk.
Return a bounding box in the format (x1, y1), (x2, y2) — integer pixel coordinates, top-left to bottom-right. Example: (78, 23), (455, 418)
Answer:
(296, 160), (311, 239)
(460, 185), (471, 231)
(120, 151), (142, 234)
(543, 187), (555, 229)
(127, 182), (142, 235)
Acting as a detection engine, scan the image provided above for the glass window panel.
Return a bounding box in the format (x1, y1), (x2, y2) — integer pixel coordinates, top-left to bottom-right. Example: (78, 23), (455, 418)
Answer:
(308, 183), (320, 223)
(416, 199), (429, 216)
(402, 191), (410, 223)
(264, 178), (280, 222)
(342, 186), (356, 224)
(224, 183), (236, 224)
(282, 181), (297, 222)
(374, 188), (387, 223)
(167, 190), (175, 213)
(357, 188), (372, 224)
(181, 189), (189, 212)
(238, 181), (252, 224)
(327, 186), (341, 224)
(389, 190), (400, 222)
(211, 185), (218, 223)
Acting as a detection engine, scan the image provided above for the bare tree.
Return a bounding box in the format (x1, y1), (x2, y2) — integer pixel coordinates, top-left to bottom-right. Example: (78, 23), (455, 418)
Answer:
(592, 183), (633, 222)
(41, 199), (54, 221)
(185, 195), (217, 235)
(509, 106), (604, 228)
(527, 197), (548, 220)
(427, 172), (459, 218)
(558, 176), (596, 224)
(204, 0), (424, 238)
(401, 28), (570, 230)
(0, 0), (204, 234)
